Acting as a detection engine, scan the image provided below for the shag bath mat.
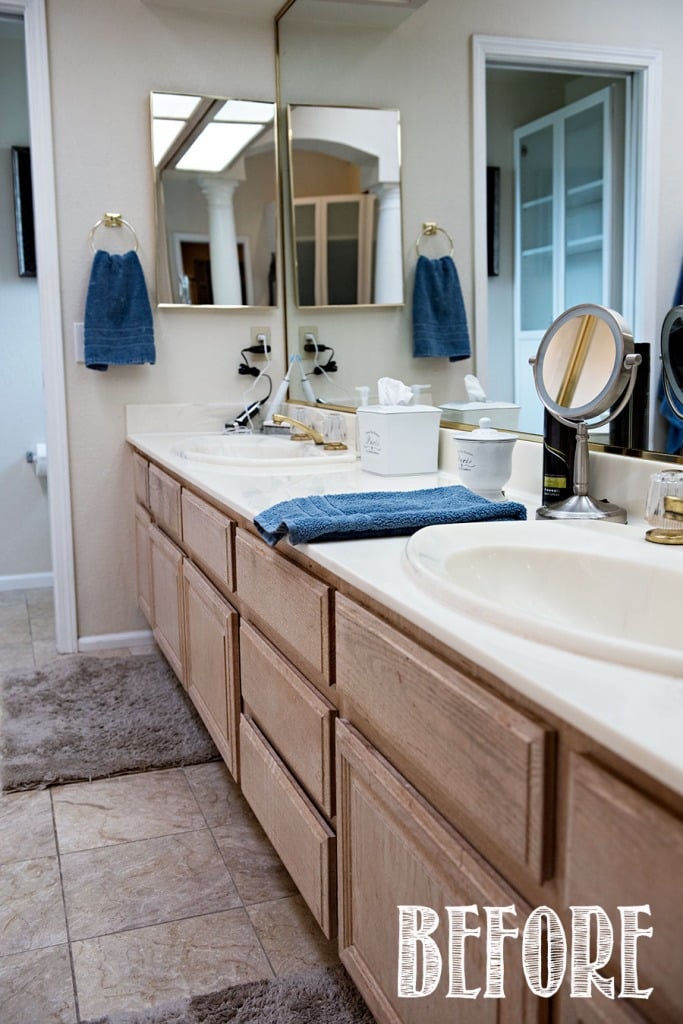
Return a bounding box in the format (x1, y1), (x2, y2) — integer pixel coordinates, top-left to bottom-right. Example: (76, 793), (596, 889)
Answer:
(82, 965), (375, 1024)
(0, 653), (219, 792)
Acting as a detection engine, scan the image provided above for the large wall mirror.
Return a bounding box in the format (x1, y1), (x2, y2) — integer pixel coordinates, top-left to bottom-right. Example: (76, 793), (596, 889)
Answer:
(151, 91), (278, 308)
(276, 0), (682, 462)
(288, 103), (403, 307)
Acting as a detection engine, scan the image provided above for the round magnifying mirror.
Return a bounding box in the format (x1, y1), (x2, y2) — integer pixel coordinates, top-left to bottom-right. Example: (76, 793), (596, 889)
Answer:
(535, 304), (635, 422)
(531, 304), (640, 523)
(661, 304), (683, 418)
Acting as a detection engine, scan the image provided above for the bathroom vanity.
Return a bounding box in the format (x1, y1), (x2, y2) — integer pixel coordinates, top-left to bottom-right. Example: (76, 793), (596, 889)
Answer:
(129, 430), (682, 1024)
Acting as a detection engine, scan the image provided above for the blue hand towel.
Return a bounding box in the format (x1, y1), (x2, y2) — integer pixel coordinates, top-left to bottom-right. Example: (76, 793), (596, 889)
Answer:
(84, 250), (155, 371)
(412, 254), (471, 362)
(254, 485), (526, 546)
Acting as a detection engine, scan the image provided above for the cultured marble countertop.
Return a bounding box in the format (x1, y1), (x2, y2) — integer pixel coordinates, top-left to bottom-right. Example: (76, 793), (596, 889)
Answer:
(128, 429), (683, 798)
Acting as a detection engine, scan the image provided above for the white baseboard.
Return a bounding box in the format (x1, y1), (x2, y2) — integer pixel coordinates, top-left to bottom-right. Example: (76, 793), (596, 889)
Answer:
(0, 572), (54, 592)
(78, 629), (156, 653)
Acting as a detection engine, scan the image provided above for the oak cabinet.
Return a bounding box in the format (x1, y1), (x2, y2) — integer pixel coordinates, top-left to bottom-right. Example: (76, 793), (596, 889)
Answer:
(181, 489), (235, 595)
(240, 715), (337, 938)
(134, 503), (153, 626)
(182, 559), (240, 780)
(132, 451), (149, 508)
(235, 528), (334, 693)
(335, 594), (554, 884)
(149, 463), (182, 543)
(240, 620), (336, 818)
(337, 720), (542, 1024)
(149, 523), (184, 683)
(562, 755), (683, 1024)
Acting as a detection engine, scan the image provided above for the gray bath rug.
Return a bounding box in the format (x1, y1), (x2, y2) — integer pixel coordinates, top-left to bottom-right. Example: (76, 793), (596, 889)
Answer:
(83, 965), (374, 1024)
(0, 653), (219, 792)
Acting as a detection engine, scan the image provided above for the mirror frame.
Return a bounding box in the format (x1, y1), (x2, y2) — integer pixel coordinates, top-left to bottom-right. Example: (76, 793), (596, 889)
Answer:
(661, 304), (683, 412)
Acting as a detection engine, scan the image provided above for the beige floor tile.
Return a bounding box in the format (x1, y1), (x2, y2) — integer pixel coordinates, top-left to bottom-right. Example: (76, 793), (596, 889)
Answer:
(183, 760), (242, 827)
(53, 768), (206, 853)
(32, 639), (60, 667)
(0, 944), (76, 1024)
(0, 591), (27, 606)
(0, 857), (67, 955)
(25, 587), (53, 608)
(212, 808), (297, 905)
(0, 603), (31, 645)
(28, 604), (56, 643)
(0, 789), (56, 864)
(72, 907), (274, 1020)
(0, 642), (35, 677)
(247, 894), (339, 977)
(62, 829), (241, 940)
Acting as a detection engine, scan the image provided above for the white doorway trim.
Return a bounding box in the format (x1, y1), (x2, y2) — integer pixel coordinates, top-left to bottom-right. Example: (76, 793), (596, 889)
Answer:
(472, 34), (662, 444)
(4, 0), (77, 651)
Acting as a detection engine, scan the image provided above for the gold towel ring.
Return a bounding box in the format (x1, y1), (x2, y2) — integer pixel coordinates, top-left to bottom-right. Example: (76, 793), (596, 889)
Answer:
(89, 213), (139, 254)
(415, 221), (454, 258)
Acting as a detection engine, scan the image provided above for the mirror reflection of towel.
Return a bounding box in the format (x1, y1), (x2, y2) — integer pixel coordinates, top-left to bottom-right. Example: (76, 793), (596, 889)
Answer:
(412, 254), (471, 361)
(84, 250), (155, 371)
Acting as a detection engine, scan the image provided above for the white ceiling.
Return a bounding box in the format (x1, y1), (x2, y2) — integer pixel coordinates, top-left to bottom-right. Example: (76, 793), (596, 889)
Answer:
(141, 0), (285, 17)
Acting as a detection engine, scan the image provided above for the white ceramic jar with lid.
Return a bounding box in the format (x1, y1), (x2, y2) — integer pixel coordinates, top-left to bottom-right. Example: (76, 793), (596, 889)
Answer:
(452, 417), (517, 499)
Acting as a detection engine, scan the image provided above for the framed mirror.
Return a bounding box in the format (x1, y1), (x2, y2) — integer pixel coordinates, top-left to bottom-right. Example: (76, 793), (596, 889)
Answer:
(276, 0), (681, 463)
(151, 91), (278, 308)
(287, 103), (403, 307)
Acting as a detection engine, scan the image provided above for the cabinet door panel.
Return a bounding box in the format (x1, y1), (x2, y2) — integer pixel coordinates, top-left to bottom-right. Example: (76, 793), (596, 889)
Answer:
(149, 464), (182, 542)
(240, 715), (336, 939)
(240, 621), (336, 817)
(183, 560), (239, 780)
(336, 595), (553, 883)
(149, 524), (184, 683)
(135, 503), (153, 626)
(132, 452), (149, 508)
(181, 489), (235, 593)
(235, 529), (333, 691)
(564, 755), (683, 1024)
(337, 721), (541, 1024)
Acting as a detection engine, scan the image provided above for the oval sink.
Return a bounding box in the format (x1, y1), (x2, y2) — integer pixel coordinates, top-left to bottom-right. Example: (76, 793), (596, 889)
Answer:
(177, 433), (357, 469)
(405, 519), (683, 676)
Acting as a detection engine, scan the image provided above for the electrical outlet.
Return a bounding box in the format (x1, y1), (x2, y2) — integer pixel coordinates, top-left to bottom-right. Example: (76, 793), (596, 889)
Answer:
(298, 325), (319, 357)
(250, 326), (271, 353)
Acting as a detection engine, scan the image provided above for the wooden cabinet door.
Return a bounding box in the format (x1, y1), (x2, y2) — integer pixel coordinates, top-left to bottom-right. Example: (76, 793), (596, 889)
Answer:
(149, 523), (184, 683)
(135, 503), (153, 626)
(337, 720), (543, 1024)
(183, 560), (240, 780)
(563, 755), (683, 1024)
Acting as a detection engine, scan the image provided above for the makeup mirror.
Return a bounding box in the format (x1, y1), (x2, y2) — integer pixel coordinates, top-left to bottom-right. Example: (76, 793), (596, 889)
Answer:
(661, 305), (683, 416)
(151, 92), (278, 308)
(531, 303), (641, 521)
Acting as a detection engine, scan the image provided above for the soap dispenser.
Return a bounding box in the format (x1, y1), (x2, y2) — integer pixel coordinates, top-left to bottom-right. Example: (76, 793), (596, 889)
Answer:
(452, 417), (517, 499)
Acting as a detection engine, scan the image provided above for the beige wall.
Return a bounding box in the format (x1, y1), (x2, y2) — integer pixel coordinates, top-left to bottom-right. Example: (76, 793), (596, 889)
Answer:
(47, 0), (282, 637)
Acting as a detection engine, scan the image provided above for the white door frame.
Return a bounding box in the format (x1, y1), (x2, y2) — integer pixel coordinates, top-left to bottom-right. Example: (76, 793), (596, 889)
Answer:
(472, 35), (662, 446)
(4, 0), (77, 651)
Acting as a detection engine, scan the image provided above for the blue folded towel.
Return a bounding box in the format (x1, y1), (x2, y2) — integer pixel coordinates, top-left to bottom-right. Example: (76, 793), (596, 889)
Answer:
(84, 250), (155, 371)
(254, 485), (526, 546)
(412, 255), (471, 362)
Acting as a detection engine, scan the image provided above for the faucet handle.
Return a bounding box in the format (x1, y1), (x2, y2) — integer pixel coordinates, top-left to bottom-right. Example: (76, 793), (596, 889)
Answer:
(663, 495), (683, 521)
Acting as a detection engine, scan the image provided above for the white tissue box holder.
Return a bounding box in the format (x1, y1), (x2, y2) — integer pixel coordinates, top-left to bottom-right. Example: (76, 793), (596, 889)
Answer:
(440, 401), (521, 431)
(356, 404), (441, 475)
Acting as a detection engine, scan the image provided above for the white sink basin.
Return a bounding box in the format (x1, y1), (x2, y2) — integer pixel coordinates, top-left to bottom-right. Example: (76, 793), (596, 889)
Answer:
(177, 433), (357, 469)
(405, 519), (683, 676)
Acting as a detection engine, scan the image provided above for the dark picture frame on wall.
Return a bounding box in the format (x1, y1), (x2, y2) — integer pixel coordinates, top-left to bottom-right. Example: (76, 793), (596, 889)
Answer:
(11, 146), (36, 278)
(486, 165), (500, 277)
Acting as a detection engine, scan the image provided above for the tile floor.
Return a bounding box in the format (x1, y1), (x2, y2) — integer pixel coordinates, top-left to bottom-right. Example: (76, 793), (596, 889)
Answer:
(0, 589), (339, 1023)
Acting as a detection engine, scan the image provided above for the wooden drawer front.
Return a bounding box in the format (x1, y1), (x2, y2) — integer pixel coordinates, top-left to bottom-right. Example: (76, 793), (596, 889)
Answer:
(337, 721), (540, 1024)
(183, 560), (239, 780)
(133, 451), (149, 508)
(240, 715), (336, 938)
(235, 530), (333, 691)
(564, 755), (683, 1024)
(149, 524), (184, 683)
(335, 595), (553, 883)
(135, 503), (153, 626)
(182, 489), (235, 592)
(240, 621), (336, 818)
(149, 463), (182, 542)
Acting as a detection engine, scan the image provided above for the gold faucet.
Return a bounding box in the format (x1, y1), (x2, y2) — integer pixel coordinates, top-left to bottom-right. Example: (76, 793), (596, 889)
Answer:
(645, 495), (683, 544)
(272, 413), (347, 450)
